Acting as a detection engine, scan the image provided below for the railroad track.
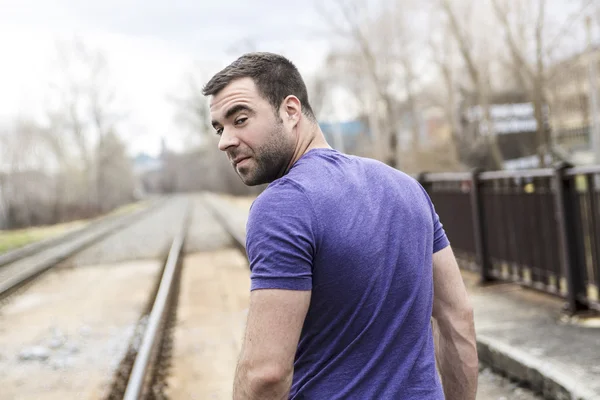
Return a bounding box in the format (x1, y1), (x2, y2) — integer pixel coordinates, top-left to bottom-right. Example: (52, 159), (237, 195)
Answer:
(107, 196), (247, 400)
(1, 203), (138, 268)
(105, 200), (191, 400)
(0, 198), (166, 301)
(203, 194), (247, 256)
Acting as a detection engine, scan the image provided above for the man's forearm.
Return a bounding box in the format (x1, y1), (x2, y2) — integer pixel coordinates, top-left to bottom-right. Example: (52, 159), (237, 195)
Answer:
(233, 359), (293, 400)
(433, 315), (479, 400)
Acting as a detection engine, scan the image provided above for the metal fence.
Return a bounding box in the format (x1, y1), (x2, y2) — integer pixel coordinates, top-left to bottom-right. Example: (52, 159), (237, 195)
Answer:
(418, 163), (600, 314)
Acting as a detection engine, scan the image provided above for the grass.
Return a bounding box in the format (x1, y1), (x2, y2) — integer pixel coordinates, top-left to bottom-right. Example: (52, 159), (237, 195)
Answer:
(0, 220), (87, 254)
(0, 200), (148, 255)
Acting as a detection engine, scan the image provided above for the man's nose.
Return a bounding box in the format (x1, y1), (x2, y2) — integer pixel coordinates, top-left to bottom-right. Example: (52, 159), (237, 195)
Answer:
(218, 128), (239, 152)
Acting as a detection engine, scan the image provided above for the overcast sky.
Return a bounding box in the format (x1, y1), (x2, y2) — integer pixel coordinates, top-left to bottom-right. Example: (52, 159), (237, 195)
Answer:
(2, 1), (595, 158)
(0, 0), (332, 156)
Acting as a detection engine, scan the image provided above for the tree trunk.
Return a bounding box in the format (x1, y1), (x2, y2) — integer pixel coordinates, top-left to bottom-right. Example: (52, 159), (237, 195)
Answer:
(534, 0), (549, 167)
(442, 0), (503, 170)
(383, 95), (398, 169)
(479, 90), (504, 170)
(533, 78), (547, 166)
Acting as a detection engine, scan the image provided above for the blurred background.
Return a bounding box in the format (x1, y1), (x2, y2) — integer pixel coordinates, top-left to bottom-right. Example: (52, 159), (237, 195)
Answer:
(2, 3), (600, 398)
(1, 0), (599, 231)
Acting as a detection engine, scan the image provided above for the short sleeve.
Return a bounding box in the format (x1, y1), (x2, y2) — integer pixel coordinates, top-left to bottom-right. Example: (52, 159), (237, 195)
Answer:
(417, 182), (450, 253)
(432, 205), (450, 253)
(245, 179), (317, 291)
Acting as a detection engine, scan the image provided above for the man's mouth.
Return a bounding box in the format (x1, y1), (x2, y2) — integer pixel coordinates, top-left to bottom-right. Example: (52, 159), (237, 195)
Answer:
(233, 156), (250, 167)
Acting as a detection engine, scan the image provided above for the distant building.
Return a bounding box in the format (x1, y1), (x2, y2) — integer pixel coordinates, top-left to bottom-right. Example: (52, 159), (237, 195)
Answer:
(132, 153), (163, 175)
(131, 152), (164, 195)
(488, 46), (600, 168)
(460, 91), (541, 166)
(413, 106), (452, 148)
(320, 111), (453, 157)
(547, 45), (600, 155)
(319, 119), (371, 155)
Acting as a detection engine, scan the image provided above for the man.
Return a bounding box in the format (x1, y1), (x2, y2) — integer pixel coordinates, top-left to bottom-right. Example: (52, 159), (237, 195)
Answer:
(204, 52), (478, 400)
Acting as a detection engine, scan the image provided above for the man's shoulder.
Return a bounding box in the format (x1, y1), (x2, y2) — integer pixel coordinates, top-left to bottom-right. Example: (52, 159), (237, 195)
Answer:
(246, 177), (319, 246)
(249, 177), (312, 218)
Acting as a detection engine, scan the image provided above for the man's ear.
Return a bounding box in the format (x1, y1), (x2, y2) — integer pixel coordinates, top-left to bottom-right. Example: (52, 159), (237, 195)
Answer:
(282, 95), (302, 123)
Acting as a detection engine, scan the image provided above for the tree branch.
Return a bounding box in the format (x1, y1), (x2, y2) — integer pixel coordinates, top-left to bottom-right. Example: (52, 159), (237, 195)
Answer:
(440, 0), (480, 88)
(490, 0), (535, 80)
(545, 0), (595, 59)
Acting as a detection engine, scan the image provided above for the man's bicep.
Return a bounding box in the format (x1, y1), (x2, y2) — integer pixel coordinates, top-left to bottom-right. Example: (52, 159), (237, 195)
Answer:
(431, 246), (471, 322)
(241, 289), (311, 372)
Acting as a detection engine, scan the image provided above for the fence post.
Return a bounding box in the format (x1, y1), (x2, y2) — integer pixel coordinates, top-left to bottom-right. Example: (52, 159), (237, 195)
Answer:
(553, 161), (587, 314)
(470, 168), (493, 283)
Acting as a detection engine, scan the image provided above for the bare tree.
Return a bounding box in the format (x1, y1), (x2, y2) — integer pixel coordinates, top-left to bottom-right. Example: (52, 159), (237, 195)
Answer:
(388, 0), (422, 154)
(317, 0), (403, 167)
(491, 0), (549, 165)
(429, 21), (461, 148)
(439, 0), (504, 169)
(46, 38), (125, 215)
(170, 71), (213, 141)
(318, 0), (434, 169)
(96, 130), (135, 212)
(321, 51), (377, 155)
(0, 120), (60, 228)
(306, 72), (329, 121)
(491, 0), (597, 166)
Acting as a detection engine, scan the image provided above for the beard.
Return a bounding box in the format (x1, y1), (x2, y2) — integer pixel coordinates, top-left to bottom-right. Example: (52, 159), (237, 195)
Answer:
(232, 121), (295, 186)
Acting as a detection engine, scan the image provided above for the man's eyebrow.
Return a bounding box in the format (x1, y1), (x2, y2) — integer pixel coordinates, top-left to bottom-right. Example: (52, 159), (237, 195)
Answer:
(225, 104), (254, 120)
(212, 104), (255, 129)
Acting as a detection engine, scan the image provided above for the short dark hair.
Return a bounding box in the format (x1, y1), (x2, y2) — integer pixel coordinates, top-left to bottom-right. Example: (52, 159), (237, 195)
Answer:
(202, 52), (316, 121)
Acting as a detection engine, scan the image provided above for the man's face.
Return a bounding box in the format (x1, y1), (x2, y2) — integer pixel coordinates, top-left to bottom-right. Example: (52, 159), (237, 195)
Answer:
(210, 77), (296, 186)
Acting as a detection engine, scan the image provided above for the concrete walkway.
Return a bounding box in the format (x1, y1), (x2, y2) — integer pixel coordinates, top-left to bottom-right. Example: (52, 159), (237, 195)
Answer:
(211, 194), (600, 400)
(463, 271), (600, 400)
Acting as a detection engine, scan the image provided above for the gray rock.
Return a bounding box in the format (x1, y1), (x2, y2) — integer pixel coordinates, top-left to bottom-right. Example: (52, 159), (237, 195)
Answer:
(50, 327), (63, 337)
(79, 325), (92, 337)
(65, 344), (80, 354)
(19, 346), (50, 361)
(47, 327), (67, 349)
(48, 337), (65, 349)
(50, 356), (74, 370)
(50, 359), (66, 370)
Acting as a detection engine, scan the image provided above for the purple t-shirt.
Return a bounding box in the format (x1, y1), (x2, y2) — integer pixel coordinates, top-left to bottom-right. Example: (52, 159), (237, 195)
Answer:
(246, 148), (449, 399)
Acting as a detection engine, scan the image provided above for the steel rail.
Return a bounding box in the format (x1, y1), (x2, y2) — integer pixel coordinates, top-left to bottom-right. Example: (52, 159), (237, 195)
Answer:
(0, 199), (165, 299)
(203, 194), (247, 256)
(123, 201), (190, 400)
(0, 198), (163, 268)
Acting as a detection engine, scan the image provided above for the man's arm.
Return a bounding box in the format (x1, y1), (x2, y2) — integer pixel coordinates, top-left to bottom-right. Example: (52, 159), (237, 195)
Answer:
(431, 245), (478, 400)
(233, 288), (311, 400)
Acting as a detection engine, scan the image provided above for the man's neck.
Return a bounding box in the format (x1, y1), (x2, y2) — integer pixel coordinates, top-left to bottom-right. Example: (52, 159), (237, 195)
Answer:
(285, 121), (330, 173)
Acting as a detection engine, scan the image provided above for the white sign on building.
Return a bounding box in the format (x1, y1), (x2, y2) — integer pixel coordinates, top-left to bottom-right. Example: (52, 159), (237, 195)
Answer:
(466, 102), (540, 135)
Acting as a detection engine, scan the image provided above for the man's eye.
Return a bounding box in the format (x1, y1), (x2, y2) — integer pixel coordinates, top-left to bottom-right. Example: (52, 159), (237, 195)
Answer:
(215, 127), (223, 136)
(235, 117), (248, 125)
